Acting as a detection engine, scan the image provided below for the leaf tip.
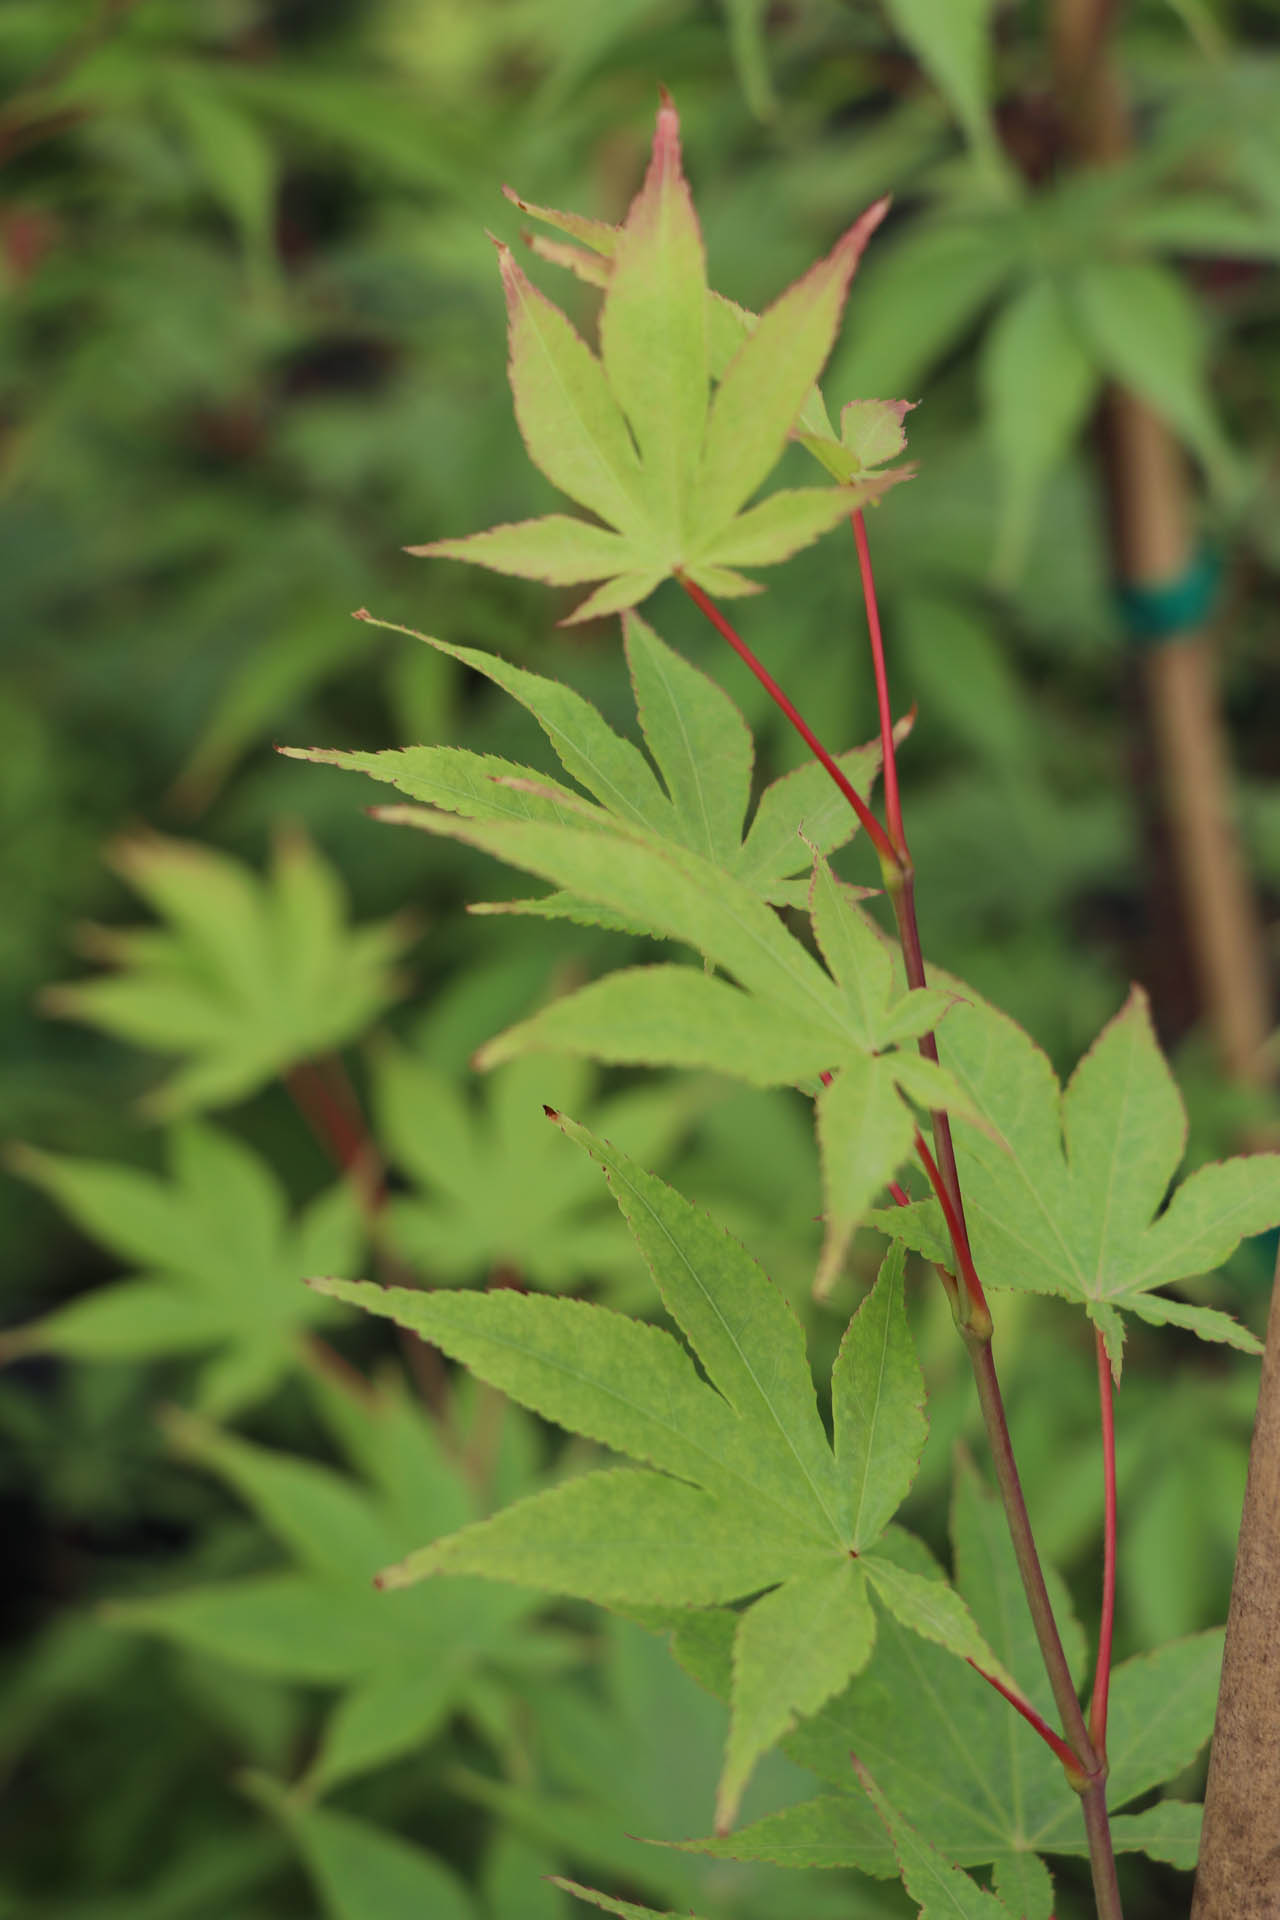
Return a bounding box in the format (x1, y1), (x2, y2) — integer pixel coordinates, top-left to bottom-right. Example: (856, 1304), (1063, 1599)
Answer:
(352, 607), (373, 622)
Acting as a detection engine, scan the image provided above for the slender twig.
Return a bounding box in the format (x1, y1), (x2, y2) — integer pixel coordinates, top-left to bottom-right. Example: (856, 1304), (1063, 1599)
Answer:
(1080, 1776), (1126, 1920)
(1090, 1328), (1118, 1760)
(682, 551), (1122, 1912)
(913, 1129), (990, 1334)
(968, 1659), (1081, 1772)
(965, 1334), (1094, 1771)
(852, 511), (905, 855)
(854, 517), (1122, 1912)
(676, 573), (899, 869)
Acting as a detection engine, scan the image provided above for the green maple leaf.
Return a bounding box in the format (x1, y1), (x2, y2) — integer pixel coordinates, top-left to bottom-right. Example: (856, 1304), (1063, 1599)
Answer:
(551, 1885), (709, 1920)
(314, 1121), (1012, 1832)
(1, 1123), (362, 1417)
(865, 987), (1280, 1370)
(675, 1458), (1218, 1886)
(286, 606), (893, 916)
(409, 94), (909, 624)
(347, 790), (970, 1283)
(505, 176), (917, 492)
(453, 1613), (861, 1919)
(105, 1376), (551, 1793)
(244, 1774), (476, 1920)
(853, 1762), (1017, 1919)
(42, 829), (411, 1117)
(374, 1040), (691, 1301)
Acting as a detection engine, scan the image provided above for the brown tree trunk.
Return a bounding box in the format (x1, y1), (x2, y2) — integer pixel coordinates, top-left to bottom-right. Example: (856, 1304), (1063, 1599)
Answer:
(1192, 1248), (1280, 1917)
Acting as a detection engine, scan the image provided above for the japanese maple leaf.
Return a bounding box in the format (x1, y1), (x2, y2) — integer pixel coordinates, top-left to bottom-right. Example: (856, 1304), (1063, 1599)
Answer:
(411, 93), (907, 624)
(866, 988), (1280, 1372)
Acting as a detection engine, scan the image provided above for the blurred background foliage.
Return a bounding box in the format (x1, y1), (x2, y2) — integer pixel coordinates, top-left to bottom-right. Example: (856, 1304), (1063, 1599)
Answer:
(1, 1), (1278, 1916)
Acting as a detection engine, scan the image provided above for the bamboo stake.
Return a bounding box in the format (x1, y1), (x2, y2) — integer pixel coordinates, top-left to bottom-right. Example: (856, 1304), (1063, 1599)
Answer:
(1052, 0), (1272, 1084)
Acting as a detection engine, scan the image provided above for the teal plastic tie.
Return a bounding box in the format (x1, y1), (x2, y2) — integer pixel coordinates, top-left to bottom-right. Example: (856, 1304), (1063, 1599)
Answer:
(1116, 545), (1222, 649)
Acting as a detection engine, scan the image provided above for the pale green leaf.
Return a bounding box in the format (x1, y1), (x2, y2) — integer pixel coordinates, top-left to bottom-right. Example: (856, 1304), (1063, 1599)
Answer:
(552, 1882), (709, 1920)
(833, 1245), (927, 1548)
(878, 987), (955, 1046)
(498, 239), (645, 533)
(526, 230), (612, 287)
(474, 964), (845, 1086)
(855, 1762), (1014, 1916)
(719, 1560), (876, 1831)
(842, 398), (916, 470)
(1096, 1631), (1224, 1812)
(1097, 1803), (1202, 1871)
(863, 1199), (950, 1265)
(698, 199), (888, 532)
(283, 743), (601, 829)
(599, 92), (708, 538)
(307, 1278), (825, 1536)
(887, 988), (1280, 1363)
(669, 1791), (897, 1873)
(548, 1113), (845, 1538)
(1124, 1291), (1262, 1355)
(808, 853), (894, 1046)
(735, 743), (884, 892)
(559, 569), (669, 624)
(374, 809), (853, 1042)
(501, 184), (618, 258)
(1127, 1154), (1280, 1300)
(622, 609), (752, 863)
(692, 476), (905, 570)
(352, 614), (670, 833)
(410, 513), (639, 586)
(816, 1058), (917, 1292)
(864, 1553), (1010, 1678)
(1046, 1801), (1204, 1870)
(377, 1467), (827, 1604)
(989, 1852), (1053, 1920)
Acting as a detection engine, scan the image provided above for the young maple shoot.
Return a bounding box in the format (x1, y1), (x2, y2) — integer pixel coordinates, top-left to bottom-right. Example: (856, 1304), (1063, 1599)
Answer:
(291, 90), (1280, 1920)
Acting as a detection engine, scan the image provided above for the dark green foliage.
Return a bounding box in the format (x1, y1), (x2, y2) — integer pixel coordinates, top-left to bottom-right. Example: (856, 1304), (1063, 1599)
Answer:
(3, 5), (1279, 1918)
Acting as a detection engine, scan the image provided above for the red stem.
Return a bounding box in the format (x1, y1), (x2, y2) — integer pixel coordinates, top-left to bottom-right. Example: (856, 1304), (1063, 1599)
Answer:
(913, 1128), (991, 1335)
(284, 1060), (386, 1212)
(284, 1057), (453, 1418)
(852, 510), (906, 856)
(677, 573), (900, 870)
(968, 1660), (1082, 1773)
(1090, 1327), (1118, 1759)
